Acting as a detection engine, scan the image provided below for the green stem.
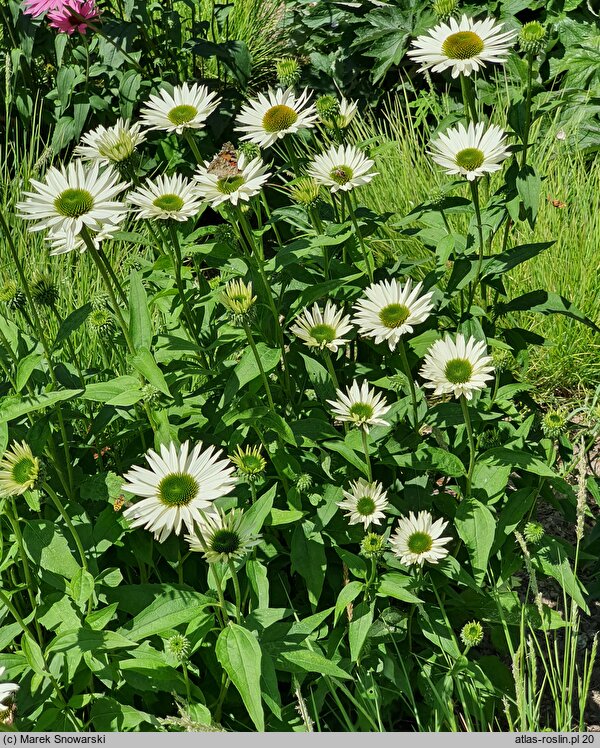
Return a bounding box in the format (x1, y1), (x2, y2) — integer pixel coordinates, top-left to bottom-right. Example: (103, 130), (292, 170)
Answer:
(43, 483), (88, 574)
(183, 129), (204, 164)
(460, 395), (476, 498)
(398, 339), (419, 428)
(182, 661), (192, 703)
(97, 246), (128, 305)
(168, 223), (204, 350)
(361, 428), (372, 482)
(521, 51), (534, 168)
(322, 349), (339, 390)
(466, 179), (486, 313)
(243, 322), (275, 411)
(346, 194), (374, 282)
(460, 74), (477, 123)
(211, 564), (229, 626)
(228, 559), (242, 624)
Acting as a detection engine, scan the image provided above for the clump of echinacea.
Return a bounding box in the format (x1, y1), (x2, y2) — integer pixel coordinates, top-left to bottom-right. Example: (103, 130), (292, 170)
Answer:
(352, 278), (435, 351)
(139, 83), (221, 135)
(194, 149), (271, 208)
(0, 667), (19, 709)
(337, 478), (389, 530)
(307, 144), (377, 193)
(121, 441), (236, 543)
(185, 509), (261, 564)
(290, 300), (353, 353)
(16, 160), (129, 253)
(389, 511), (452, 567)
(127, 174), (203, 222)
(74, 118), (146, 166)
(407, 14), (517, 78)
(47, 0), (99, 35)
(0, 441), (40, 498)
(419, 333), (494, 400)
(328, 380), (391, 432)
(235, 87), (317, 149)
(428, 122), (510, 181)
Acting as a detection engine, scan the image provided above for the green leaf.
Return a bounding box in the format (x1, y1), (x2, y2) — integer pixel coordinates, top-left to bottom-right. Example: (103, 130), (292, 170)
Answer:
(81, 376), (140, 403)
(275, 648), (351, 679)
(216, 624), (264, 731)
(516, 165), (542, 228)
(334, 581), (364, 624)
(291, 521), (326, 608)
(118, 589), (213, 641)
(16, 353), (43, 392)
(128, 271), (153, 350)
(496, 291), (600, 333)
(68, 568), (95, 608)
(482, 242), (554, 280)
(349, 601), (374, 663)
(128, 347), (170, 396)
(389, 445), (466, 477)
(240, 484), (276, 536)
(533, 538), (589, 613)
(378, 573), (423, 604)
(0, 389), (81, 424)
(455, 499), (496, 585)
(23, 520), (80, 578)
(53, 303), (92, 349)
(221, 344), (281, 406)
(21, 635), (47, 676)
(91, 697), (161, 731)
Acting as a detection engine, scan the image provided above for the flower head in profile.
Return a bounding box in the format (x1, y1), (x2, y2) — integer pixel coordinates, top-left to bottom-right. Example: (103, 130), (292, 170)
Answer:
(75, 119), (145, 165)
(308, 144), (377, 193)
(0, 667), (19, 709)
(352, 278), (434, 351)
(0, 442), (40, 498)
(194, 146), (271, 208)
(16, 160), (129, 253)
(121, 441), (236, 543)
(337, 478), (389, 530)
(429, 122), (510, 181)
(186, 508), (261, 564)
(235, 87), (317, 149)
(389, 511), (452, 566)
(48, 0), (99, 34)
(140, 83), (221, 135)
(220, 279), (256, 320)
(127, 174), (203, 222)
(290, 301), (353, 353)
(316, 95), (358, 130)
(419, 333), (494, 400)
(230, 444), (266, 481)
(328, 380), (391, 432)
(22, 0), (62, 17)
(408, 14), (517, 78)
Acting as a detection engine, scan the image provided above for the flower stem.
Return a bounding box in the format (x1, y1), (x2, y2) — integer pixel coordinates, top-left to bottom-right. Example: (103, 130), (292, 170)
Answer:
(322, 349), (339, 390)
(211, 564), (229, 626)
(466, 179), (486, 313)
(460, 74), (478, 123)
(346, 194), (374, 282)
(183, 129), (204, 164)
(167, 223), (204, 350)
(228, 559), (243, 624)
(398, 339), (419, 428)
(243, 322), (275, 411)
(521, 51), (534, 168)
(460, 395), (476, 498)
(361, 428), (372, 482)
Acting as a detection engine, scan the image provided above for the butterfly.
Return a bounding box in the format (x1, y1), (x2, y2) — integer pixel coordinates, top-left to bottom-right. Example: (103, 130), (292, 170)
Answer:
(206, 142), (241, 179)
(547, 194), (567, 209)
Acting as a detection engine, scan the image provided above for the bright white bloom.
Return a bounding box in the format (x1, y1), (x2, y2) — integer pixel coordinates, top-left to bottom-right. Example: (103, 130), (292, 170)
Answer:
(337, 97), (358, 128)
(390, 511), (452, 566)
(194, 152), (271, 207)
(290, 300), (353, 353)
(337, 478), (389, 530)
(185, 508), (261, 564)
(139, 83), (221, 134)
(429, 121), (510, 181)
(16, 161), (129, 253)
(44, 224), (117, 256)
(308, 144), (377, 193)
(0, 441), (40, 498)
(352, 278), (434, 351)
(127, 174), (203, 221)
(408, 15), (517, 78)
(328, 379), (391, 432)
(122, 441), (236, 543)
(74, 118), (146, 165)
(0, 667), (18, 708)
(419, 333), (494, 400)
(235, 87), (317, 149)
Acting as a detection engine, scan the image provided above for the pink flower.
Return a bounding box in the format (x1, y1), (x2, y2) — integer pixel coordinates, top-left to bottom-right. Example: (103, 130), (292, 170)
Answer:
(22, 0), (64, 17)
(47, 0), (98, 34)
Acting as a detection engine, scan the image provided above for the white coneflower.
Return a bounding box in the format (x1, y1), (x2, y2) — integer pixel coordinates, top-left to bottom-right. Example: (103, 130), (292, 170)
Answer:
(352, 278), (434, 351)
(307, 144), (377, 193)
(74, 118), (146, 165)
(127, 174), (203, 221)
(139, 83), (221, 134)
(121, 441), (236, 543)
(235, 87), (317, 149)
(328, 380), (391, 432)
(290, 300), (353, 353)
(407, 14), (517, 78)
(44, 224), (117, 256)
(337, 478), (389, 529)
(0, 667), (18, 708)
(337, 97), (358, 129)
(0, 441), (40, 498)
(220, 279), (256, 317)
(428, 122), (510, 181)
(194, 152), (271, 208)
(419, 333), (494, 400)
(185, 509), (261, 563)
(16, 160), (128, 252)
(389, 511), (452, 566)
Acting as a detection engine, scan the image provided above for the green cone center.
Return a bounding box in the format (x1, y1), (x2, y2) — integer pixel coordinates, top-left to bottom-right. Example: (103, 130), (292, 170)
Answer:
(442, 31), (484, 60)
(356, 496), (376, 516)
(444, 358), (473, 384)
(211, 529), (240, 555)
(54, 188), (94, 218)
(168, 104), (198, 126)
(407, 531), (433, 554)
(238, 454), (264, 474)
(98, 135), (134, 162)
(329, 165), (353, 185)
(158, 473), (198, 506)
(12, 457), (36, 486)
(262, 104), (298, 133)
(217, 176), (246, 195)
(349, 402), (374, 422)
(310, 323), (336, 345)
(455, 147), (485, 171)
(153, 194), (185, 212)
(379, 303), (411, 329)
